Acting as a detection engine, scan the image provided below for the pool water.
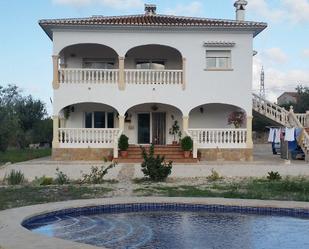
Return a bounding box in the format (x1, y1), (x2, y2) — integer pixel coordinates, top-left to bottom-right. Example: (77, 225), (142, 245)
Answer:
(27, 211), (309, 249)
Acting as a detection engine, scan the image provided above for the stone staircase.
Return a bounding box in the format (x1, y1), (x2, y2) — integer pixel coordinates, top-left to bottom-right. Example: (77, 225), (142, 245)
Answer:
(116, 145), (198, 163)
(252, 93), (309, 162)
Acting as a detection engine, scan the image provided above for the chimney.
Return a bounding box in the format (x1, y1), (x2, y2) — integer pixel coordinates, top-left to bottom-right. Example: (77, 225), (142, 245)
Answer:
(145, 4), (157, 16)
(234, 0), (248, 21)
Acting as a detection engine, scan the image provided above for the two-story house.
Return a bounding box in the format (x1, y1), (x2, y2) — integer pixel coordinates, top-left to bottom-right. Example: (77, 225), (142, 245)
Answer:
(39, 1), (268, 162)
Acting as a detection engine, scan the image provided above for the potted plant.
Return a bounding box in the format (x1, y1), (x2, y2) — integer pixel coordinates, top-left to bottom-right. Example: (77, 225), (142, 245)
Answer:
(118, 134), (129, 158)
(227, 111), (246, 128)
(169, 120), (181, 145)
(181, 136), (193, 158)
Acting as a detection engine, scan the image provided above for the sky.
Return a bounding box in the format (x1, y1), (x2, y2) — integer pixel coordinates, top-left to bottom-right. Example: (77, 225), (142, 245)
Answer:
(0, 0), (309, 115)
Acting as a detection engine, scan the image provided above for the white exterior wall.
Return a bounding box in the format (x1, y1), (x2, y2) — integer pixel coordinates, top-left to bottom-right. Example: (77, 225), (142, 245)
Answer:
(189, 104), (246, 128)
(64, 103), (119, 128)
(52, 28), (254, 117)
(60, 44), (119, 68)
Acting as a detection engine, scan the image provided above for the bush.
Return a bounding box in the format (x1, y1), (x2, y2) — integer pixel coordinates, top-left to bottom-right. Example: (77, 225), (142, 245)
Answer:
(267, 171), (282, 181)
(181, 136), (193, 151)
(55, 167), (70, 185)
(5, 170), (25, 185)
(207, 169), (223, 181)
(32, 175), (54, 186)
(81, 163), (116, 184)
(118, 134), (129, 151)
(140, 144), (172, 182)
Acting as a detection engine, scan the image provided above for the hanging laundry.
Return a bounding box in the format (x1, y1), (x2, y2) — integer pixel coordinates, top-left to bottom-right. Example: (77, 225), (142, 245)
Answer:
(274, 129), (281, 143)
(268, 128), (275, 143)
(285, 127), (295, 142)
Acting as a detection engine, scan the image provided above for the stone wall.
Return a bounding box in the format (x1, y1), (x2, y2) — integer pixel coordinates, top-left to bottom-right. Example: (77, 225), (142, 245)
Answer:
(199, 148), (253, 161)
(52, 148), (113, 161)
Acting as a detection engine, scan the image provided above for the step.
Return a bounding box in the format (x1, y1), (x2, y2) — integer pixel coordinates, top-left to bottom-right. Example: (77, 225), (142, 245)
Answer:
(115, 158), (198, 164)
(126, 150), (184, 155)
(125, 154), (188, 159)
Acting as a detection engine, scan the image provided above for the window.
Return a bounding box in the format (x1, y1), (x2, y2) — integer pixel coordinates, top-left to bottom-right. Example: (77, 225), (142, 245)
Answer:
(136, 60), (165, 70)
(83, 58), (115, 69)
(85, 112), (92, 128)
(85, 112), (114, 128)
(94, 112), (105, 128)
(206, 50), (231, 70)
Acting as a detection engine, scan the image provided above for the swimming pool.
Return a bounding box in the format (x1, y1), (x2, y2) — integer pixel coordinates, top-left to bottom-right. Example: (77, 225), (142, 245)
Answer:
(23, 203), (309, 249)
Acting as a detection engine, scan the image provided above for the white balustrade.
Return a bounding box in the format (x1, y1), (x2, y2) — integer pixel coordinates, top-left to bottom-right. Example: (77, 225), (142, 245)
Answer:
(125, 69), (183, 85)
(58, 128), (120, 148)
(252, 93), (289, 126)
(187, 128), (247, 149)
(59, 68), (119, 84)
(295, 114), (306, 127)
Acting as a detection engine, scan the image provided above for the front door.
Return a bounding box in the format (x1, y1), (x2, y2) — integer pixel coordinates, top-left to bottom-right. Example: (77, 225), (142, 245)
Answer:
(152, 112), (166, 145)
(138, 113), (150, 144)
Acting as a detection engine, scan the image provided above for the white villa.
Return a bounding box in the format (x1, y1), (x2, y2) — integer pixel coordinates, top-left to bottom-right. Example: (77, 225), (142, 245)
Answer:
(40, 1), (309, 162)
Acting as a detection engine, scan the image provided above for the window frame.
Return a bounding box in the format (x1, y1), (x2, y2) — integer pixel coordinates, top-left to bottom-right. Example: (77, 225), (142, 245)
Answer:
(84, 111), (115, 128)
(135, 59), (166, 70)
(205, 50), (232, 71)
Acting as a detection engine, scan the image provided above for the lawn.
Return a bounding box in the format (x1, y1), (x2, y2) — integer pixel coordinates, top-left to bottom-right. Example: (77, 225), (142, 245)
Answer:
(134, 177), (309, 202)
(0, 148), (51, 164)
(0, 185), (113, 210)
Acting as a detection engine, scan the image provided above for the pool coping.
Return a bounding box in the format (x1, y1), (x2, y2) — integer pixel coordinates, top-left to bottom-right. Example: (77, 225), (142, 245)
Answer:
(2, 197), (309, 249)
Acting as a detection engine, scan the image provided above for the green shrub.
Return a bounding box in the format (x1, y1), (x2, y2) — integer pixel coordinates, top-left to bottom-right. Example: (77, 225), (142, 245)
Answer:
(55, 167), (70, 185)
(267, 171), (282, 181)
(181, 136), (193, 151)
(207, 169), (223, 181)
(81, 163), (116, 184)
(140, 144), (172, 182)
(118, 134), (129, 151)
(32, 175), (54, 186)
(5, 170), (25, 185)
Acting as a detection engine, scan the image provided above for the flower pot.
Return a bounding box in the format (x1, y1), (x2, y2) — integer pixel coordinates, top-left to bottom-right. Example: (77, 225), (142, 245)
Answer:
(183, 151), (191, 158)
(120, 150), (128, 158)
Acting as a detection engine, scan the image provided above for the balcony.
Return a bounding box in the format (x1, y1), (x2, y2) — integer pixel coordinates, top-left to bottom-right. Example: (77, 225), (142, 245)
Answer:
(53, 43), (185, 89)
(58, 68), (183, 85)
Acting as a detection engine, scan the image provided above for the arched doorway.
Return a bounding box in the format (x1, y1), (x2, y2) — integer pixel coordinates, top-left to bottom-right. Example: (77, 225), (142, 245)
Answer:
(125, 103), (183, 145)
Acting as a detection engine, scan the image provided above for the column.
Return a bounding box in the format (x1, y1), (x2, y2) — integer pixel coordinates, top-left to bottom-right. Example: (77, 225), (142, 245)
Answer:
(118, 115), (125, 131)
(52, 55), (60, 89)
(182, 57), (186, 90)
(246, 116), (253, 148)
(52, 115), (60, 148)
(118, 56), (125, 90)
(306, 111), (309, 127)
(182, 115), (189, 132)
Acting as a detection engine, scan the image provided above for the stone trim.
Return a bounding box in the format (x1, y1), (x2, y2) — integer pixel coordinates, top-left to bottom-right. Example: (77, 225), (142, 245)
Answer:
(52, 148), (113, 161)
(199, 148), (253, 161)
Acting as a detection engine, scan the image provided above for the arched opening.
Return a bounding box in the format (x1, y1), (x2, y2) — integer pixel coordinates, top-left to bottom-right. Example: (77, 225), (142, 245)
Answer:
(59, 43), (119, 69)
(189, 103), (247, 129)
(125, 44), (183, 70)
(124, 103), (183, 145)
(59, 102), (119, 129)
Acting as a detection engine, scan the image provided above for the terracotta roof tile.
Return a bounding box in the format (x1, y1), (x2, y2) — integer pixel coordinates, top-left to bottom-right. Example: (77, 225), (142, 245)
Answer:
(39, 14), (267, 39)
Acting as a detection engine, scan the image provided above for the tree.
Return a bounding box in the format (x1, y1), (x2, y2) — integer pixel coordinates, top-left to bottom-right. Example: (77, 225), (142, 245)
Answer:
(294, 85), (309, 113)
(0, 84), (51, 151)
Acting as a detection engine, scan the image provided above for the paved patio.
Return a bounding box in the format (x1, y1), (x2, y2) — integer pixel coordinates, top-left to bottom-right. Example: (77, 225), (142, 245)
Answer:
(0, 144), (307, 181)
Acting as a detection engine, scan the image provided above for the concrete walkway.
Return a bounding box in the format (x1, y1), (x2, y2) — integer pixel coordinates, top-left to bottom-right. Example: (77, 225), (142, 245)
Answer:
(0, 144), (307, 181)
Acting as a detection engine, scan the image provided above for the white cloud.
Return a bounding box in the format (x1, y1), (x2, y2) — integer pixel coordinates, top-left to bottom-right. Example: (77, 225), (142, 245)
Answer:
(248, 0), (309, 23)
(247, 0), (285, 22)
(53, 0), (143, 9)
(263, 48), (288, 64)
(302, 49), (309, 58)
(283, 0), (309, 23)
(253, 55), (309, 102)
(164, 1), (203, 16)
